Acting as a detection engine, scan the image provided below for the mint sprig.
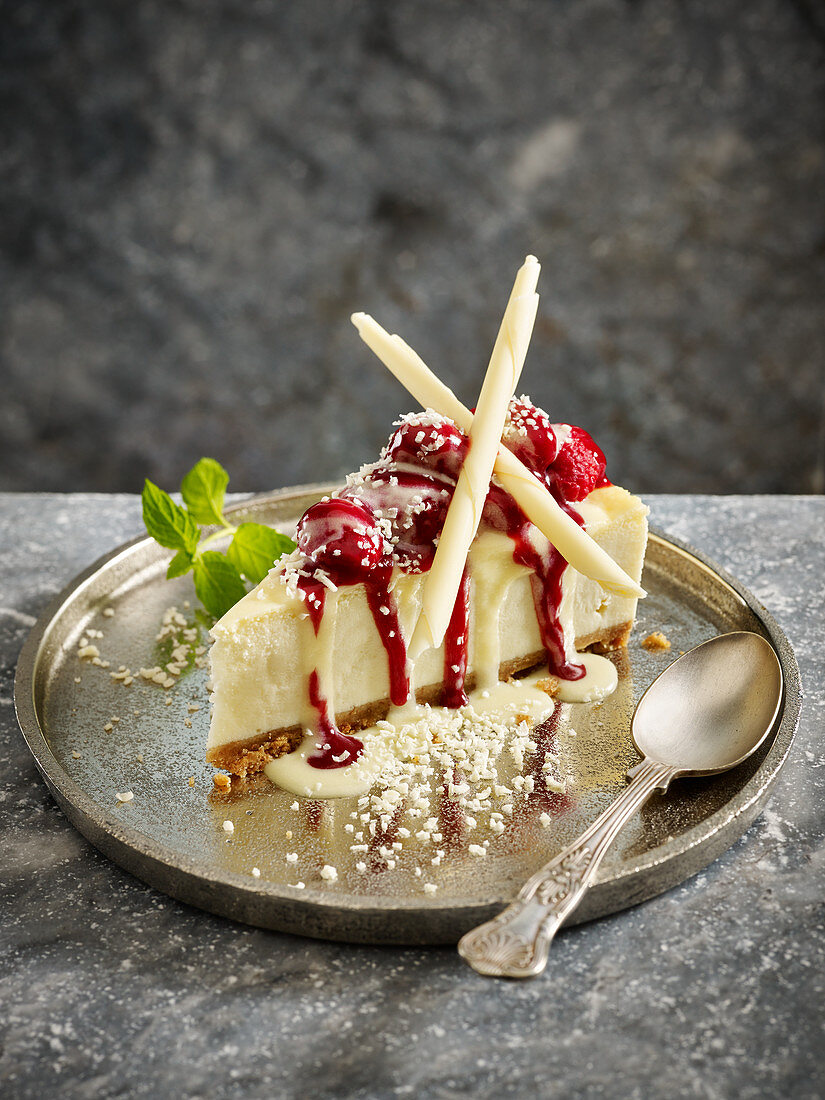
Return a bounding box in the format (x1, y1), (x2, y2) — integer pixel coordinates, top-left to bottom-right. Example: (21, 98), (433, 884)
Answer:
(142, 459), (296, 619)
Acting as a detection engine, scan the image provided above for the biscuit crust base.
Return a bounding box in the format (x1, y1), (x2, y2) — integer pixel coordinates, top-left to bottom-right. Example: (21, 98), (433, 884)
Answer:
(206, 621), (633, 777)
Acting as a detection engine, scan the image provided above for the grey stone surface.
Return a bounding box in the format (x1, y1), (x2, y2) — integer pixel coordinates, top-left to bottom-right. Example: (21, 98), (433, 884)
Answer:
(1, 492), (823, 1099)
(1, 1), (824, 496)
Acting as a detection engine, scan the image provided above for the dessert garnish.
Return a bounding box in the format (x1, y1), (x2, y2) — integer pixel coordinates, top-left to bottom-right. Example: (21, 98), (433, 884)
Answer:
(141, 457), (295, 618)
(350, 313), (644, 601)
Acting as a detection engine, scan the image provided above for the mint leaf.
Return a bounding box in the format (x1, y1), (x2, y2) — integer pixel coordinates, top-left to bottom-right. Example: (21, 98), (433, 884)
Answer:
(142, 480), (200, 554)
(166, 548), (194, 579)
(226, 523), (296, 584)
(143, 460), (289, 618)
(181, 458), (230, 526)
(192, 552), (246, 619)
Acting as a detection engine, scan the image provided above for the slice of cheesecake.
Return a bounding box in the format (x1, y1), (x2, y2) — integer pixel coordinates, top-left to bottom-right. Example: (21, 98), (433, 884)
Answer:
(207, 400), (648, 777)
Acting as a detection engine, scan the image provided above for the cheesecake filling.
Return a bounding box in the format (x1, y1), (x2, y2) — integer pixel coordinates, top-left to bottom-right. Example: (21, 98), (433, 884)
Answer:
(272, 398), (618, 778)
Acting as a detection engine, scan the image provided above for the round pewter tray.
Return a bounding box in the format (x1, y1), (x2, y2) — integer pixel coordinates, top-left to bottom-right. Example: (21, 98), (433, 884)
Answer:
(14, 486), (801, 945)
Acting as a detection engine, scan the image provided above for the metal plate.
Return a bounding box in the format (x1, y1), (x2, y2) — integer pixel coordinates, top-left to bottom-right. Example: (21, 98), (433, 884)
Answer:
(14, 487), (801, 945)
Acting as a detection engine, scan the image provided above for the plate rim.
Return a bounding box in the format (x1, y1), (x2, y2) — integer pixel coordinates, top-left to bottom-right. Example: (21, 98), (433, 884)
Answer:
(13, 487), (802, 940)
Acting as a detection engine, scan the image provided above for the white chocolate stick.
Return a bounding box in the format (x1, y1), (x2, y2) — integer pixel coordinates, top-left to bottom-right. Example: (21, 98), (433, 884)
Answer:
(409, 258), (540, 656)
(350, 314), (646, 601)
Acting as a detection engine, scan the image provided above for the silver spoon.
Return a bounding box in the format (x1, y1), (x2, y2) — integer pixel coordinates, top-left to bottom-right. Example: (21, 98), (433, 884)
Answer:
(458, 631), (783, 979)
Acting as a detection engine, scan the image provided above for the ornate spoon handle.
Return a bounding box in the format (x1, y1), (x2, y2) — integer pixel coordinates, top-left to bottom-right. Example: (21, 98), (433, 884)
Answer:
(458, 757), (677, 978)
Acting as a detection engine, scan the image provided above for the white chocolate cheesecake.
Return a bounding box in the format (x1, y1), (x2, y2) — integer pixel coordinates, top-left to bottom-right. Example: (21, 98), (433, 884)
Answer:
(207, 401), (648, 778)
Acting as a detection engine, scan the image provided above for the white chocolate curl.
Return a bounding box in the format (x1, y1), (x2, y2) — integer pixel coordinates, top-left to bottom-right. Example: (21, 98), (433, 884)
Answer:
(410, 256), (540, 656)
(350, 319), (646, 604)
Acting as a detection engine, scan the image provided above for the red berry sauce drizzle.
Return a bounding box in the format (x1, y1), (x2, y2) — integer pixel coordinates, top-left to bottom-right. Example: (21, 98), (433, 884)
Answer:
(292, 400), (609, 769)
(292, 575), (364, 770)
(442, 568), (470, 708)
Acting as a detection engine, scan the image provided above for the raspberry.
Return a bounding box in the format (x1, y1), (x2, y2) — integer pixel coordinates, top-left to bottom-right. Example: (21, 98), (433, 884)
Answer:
(502, 399), (558, 473)
(363, 467), (451, 572)
(385, 416), (468, 480)
(548, 426), (607, 502)
(297, 497), (385, 584)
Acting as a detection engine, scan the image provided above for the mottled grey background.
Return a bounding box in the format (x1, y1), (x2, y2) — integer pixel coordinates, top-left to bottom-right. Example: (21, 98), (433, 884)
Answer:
(1, 0), (824, 496)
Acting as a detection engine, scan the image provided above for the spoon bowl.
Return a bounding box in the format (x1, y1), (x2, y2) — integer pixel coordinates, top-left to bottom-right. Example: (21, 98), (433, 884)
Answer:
(632, 631), (783, 776)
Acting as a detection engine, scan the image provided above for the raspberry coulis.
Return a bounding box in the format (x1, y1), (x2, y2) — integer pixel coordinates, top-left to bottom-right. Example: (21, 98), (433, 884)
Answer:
(306, 667), (363, 769)
(442, 568), (471, 708)
(293, 401), (609, 767)
(290, 580), (365, 770)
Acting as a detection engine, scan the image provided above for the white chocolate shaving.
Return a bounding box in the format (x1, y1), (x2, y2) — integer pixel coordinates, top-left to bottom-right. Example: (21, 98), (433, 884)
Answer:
(410, 257), (540, 656)
(350, 317), (645, 601)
